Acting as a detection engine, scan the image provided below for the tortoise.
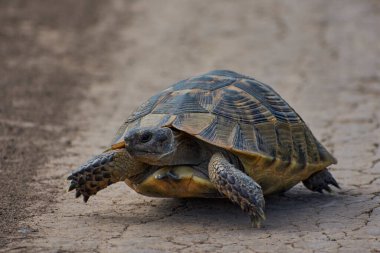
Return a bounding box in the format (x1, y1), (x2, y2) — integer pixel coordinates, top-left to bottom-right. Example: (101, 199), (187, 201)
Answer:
(67, 70), (339, 227)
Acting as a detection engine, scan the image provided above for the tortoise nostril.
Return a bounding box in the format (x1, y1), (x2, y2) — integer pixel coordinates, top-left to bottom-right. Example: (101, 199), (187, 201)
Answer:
(156, 134), (168, 143)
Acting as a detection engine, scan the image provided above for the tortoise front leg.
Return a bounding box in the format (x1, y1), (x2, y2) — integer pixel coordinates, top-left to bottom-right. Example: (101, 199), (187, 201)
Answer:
(67, 149), (137, 202)
(208, 153), (265, 227)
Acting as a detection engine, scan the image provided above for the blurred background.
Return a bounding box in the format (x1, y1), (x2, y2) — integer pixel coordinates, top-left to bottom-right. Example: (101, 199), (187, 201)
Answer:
(1, 0), (379, 252)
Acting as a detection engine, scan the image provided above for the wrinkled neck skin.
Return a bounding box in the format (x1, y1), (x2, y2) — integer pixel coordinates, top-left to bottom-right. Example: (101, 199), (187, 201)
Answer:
(156, 132), (209, 165)
(110, 148), (148, 183)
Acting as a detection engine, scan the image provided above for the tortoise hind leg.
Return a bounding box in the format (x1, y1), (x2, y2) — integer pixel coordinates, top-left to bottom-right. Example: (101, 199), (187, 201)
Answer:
(208, 153), (265, 228)
(303, 169), (340, 193)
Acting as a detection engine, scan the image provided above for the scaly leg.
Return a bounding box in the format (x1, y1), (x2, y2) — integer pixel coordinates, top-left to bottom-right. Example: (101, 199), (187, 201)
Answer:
(67, 149), (131, 202)
(303, 169), (340, 193)
(208, 153), (265, 227)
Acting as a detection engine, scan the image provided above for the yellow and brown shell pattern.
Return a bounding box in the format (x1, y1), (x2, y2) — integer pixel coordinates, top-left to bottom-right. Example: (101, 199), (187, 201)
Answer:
(113, 70), (337, 194)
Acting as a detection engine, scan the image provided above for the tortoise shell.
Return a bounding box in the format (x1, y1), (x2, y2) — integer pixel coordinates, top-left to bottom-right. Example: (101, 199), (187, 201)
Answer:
(112, 70), (336, 179)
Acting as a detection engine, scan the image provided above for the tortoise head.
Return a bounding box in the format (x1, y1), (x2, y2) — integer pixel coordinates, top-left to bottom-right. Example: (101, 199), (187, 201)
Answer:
(123, 127), (176, 165)
(123, 127), (204, 166)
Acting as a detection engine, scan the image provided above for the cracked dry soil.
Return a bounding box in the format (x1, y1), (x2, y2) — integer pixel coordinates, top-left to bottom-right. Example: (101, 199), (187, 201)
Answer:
(1, 0), (380, 252)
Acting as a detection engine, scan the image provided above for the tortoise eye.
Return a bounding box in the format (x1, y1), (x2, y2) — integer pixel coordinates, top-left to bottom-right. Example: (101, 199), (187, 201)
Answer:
(140, 132), (153, 143)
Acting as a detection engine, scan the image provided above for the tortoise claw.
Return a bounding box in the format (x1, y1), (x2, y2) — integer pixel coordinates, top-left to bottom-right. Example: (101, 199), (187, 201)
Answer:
(68, 182), (77, 192)
(329, 177), (340, 189)
(75, 190), (82, 198)
(83, 195), (90, 203)
(324, 185), (332, 193)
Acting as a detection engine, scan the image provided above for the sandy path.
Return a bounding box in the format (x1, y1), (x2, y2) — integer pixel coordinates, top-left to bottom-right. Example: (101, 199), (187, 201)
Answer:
(2, 0), (380, 252)
(0, 0), (130, 247)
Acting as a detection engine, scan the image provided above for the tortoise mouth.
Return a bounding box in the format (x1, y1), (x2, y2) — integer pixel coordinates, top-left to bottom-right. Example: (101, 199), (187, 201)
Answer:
(111, 141), (126, 150)
(110, 143), (167, 158)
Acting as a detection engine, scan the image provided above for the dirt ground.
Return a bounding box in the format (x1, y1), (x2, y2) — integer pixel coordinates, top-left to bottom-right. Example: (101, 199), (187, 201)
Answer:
(1, 0), (380, 252)
(0, 0), (127, 247)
